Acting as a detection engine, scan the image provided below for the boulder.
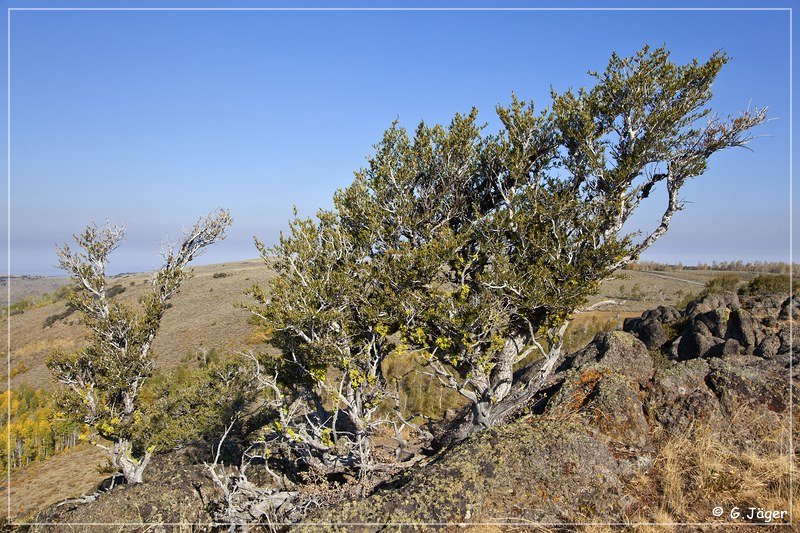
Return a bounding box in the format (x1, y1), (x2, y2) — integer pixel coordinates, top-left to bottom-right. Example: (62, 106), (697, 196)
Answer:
(706, 338), (742, 358)
(646, 359), (724, 433)
(705, 356), (789, 416)
(685, 291), (740, 318)
(755, 334), (781, 359)
(623, 305), (681, 350)
(547, 366), (651, 453)
(745, 293), (785, 315)
(695, 308), (731, 338)
(302, 419), (636, 527)
(564, 331), (654, 387)
(676, 321), (721, 360)
(778, 324), (799, 356)
(725, 308), (760, 351)
(779, 296), (800, 321)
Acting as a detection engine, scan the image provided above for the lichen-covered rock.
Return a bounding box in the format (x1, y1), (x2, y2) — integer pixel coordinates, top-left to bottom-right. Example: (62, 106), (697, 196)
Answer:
(778, 296), (799, 321)
(745, 293), (786, 315)
(755, 334), (781, 359)
(695, 307), (731, 338)
(302, 419), (634, 529)
(646, 359), (724, 433)
(706, 338), (743, 358)
(705, 356), (789, 416)
(547, 366), (651, 453)
(685, 291), (740, 318)
(564, 331), (654, 387)
(778, 324), (799, 358)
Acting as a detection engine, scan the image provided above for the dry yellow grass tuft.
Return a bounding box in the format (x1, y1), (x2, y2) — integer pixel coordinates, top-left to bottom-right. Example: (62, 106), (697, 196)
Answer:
(612, 411), (795, 529)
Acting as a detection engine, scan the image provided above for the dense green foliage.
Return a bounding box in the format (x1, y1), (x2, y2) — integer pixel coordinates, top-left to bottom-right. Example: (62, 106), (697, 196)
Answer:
(135, 354), (257, 453)
(740, 274), (795, 296)
(704, 274), (743, 294)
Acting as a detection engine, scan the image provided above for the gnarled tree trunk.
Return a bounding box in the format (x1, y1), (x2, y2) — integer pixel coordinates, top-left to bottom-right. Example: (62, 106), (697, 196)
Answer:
(110, 438), (152, 484)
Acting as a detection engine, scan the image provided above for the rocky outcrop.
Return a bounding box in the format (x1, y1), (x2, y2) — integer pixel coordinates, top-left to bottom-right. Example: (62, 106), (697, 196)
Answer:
(303, 419), (635, 528)
(36, 292), (796, 530)
(623, 291), (797, 364)
(623, 305), (681, 350)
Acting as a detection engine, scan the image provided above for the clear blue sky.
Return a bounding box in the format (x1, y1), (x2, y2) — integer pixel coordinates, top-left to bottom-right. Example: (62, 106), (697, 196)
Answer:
(0, 1), (795, 275)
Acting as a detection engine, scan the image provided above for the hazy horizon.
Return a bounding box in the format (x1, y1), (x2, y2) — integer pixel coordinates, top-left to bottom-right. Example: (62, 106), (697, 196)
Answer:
(2, 4), (795, 276)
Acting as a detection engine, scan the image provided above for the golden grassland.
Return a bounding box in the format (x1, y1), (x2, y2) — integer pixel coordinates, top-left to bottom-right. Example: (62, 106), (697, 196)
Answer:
(1, 444), (107, 521)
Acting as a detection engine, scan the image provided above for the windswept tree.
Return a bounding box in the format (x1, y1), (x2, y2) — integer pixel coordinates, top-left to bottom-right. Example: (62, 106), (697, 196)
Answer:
(47, 209), (232, 483)
(255, 45), (767, 447)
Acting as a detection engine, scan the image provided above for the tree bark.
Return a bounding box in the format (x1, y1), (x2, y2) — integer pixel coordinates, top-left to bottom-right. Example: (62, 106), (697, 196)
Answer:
(111, 438), (152, 484)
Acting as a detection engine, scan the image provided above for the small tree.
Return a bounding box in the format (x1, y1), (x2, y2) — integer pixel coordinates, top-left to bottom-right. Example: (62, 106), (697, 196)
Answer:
(47, 209), (232, 483)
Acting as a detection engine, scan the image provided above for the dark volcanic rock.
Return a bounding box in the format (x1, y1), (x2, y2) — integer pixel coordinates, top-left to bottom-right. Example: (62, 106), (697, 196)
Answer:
(778, 296), (799, 321)
(755, 334), (781, 359)
(706, 338), (743, 358)
(646, 358), (724, 433)
(695, 308), (731, 338)
(725, 308), (760, 350)
(548, 366), (651, 453)
(562, 331), (654, 387)
(623, 305), (681, 350)
(676, 321), (721, 360)
(685, 291), (740, 318)
(705, 356), (789, 416)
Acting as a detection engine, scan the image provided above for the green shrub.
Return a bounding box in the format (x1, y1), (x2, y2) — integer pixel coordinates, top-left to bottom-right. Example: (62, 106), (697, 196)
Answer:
(675, 291), (699, 311)
(212, 272), (229, 279)
(740, 274), (793, 296)
(136, 354), (253, 453)
(704, 274), (741, 294)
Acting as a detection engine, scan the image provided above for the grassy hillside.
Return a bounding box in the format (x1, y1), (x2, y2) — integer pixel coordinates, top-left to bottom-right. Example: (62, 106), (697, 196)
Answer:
(3, 260), (268, 390)
(1, 444), (107, 520)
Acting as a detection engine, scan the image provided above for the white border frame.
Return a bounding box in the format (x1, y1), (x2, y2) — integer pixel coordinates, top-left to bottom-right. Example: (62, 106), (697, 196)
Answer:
(4, 5), (794, 529)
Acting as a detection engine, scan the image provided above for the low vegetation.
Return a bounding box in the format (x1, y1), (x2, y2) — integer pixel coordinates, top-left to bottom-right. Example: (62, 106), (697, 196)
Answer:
(630, 260), (797, 274)
(2, 285), (73, 318)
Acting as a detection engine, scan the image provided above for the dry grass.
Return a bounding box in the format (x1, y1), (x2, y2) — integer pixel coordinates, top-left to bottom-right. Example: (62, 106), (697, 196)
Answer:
(1, 443), (107, 520)
(653, 422), (794, 524)
(590, 411), (797, 531)
(2, 259), (267, 389)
